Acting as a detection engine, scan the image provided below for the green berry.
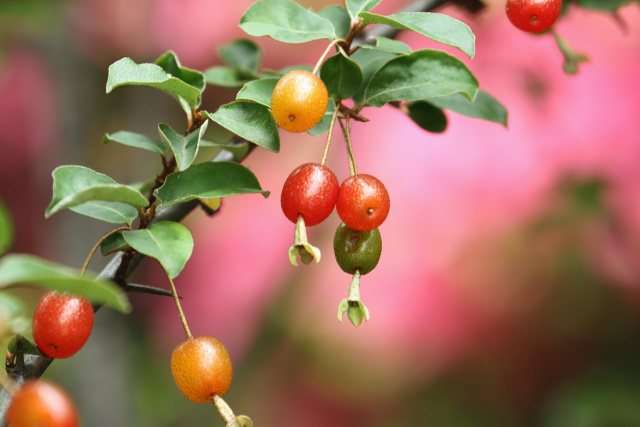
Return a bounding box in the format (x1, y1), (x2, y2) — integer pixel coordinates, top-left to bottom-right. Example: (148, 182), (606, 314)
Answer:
(333, 222), (382, 275)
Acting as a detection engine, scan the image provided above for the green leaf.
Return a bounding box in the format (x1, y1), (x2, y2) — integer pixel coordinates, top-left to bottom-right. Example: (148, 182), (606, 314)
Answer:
(100, 232), (129, 255)
(122, 221), (193, 279)
(363, 49), (478, 108)
(70, 201), (139, 226)
(320, 53), (363, 101)
(349, 48), (398, 105)
(204, 66), (254, 89)
(0, 254), (130, 313)
(346, 0), (382, 20)
(106, 57), (202, 108)
(405, 101), (448, 133)
(236, 78), (279, 108)
(219, 39), (262, 77)
(200, 140), (250, 162)
(0, 199), (14, 256)
(158, 121), (209, 171)
(203, 102), (279, 152)
(428, 89), (507, 126)
(319, 5), (351, 39)
(45, 166), (149, 218)
(155, 51), (206, 94)
(103, 131), (165, 155)
(364, 35), (413, 54)
(239, 0), (336, 43)
(360, 12), (475, 59)
(575, 0), (635, 11)
(154, 162), (269, 210)
(307, 99), (336, 136)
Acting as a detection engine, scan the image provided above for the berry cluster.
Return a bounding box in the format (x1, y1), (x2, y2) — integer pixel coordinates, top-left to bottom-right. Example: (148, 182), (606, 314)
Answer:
(273, 69), (390, 327)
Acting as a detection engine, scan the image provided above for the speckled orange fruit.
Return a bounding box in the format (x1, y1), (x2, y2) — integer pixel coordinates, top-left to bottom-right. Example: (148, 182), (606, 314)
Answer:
(271, 70), (329, 133)
(171, 336), (233, 404)
(7, 380), (79, 427)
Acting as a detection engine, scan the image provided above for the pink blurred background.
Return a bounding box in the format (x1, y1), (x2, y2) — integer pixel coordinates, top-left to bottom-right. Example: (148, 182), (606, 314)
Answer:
(1, 0), (640, 425)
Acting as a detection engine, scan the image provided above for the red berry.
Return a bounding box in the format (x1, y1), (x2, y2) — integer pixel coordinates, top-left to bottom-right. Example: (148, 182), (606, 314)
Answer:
(336, 174), (390, 231)
(506, 0), (562, 34)
(281, 163), (340, 226)
(7, 379), (79, 427)
(32, 291), (94, 359)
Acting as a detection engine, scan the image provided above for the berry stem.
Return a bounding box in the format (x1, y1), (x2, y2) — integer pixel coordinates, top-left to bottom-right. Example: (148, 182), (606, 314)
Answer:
(320, 102), (341, 166)
(80, 226), (131, 276)
(312, 38), (346, 75)
(214, 395), (254, 427)
(165, 269), (193, 340)
(339, 116), (358, 176)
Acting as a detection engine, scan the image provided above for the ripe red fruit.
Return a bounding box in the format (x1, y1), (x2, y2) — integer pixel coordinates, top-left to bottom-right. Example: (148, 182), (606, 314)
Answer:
(336, 174), (390, 231)
(271, 70), (329, 133)
(171, 336), (233, 404)
(506, 0), (562, 34)
(281, 163), (340, 226)
(7, 379), (79, 427)
(32, 290), (94, 359)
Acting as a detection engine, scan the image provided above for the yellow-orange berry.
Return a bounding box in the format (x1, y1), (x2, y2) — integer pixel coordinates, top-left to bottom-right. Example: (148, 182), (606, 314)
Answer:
(170, 336), (233, 404)
(271, 70), (329, 133)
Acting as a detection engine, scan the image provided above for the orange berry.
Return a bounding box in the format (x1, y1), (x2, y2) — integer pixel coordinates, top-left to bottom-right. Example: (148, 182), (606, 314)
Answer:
(170, 336), (233, 404)
(271, 70), (329, 133)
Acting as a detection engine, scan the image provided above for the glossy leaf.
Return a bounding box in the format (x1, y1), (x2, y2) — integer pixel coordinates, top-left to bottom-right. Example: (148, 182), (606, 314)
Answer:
(236, 78), (279, 107)
(106, 57), (201, 108)
(0, 199), (13, 256)
(428, 89), (507, 126)
(319, 5), (351, 39)
(203, 102), (279, 152)
(0, 254), (130, 313)
(320, 53), (363, 101)
(364, 35), (412, 54)
(239, 0), (336, 43)
(346, 0), (382, 20)
(200, 139), (250, 162)
(360, 12), (475, 58)
(103, 131), (165, 155)
(154, 162), (269, 210)
(45, 166), (149, 218)
(70, 201), (139, 226)
(204, 66), (253, 89)
(307, 99), (336, 136)
(363, 49), (478, 108)
(219, 39), (262, 77)
(406, 101), (448, 133)
(100, 232), (129, 255)
(576, 0), (635, 11)
(122, 221), (193, 279)
(155, 51), (206, 94)
(158, 121), (209, 171)
(350, 48), (397, 105)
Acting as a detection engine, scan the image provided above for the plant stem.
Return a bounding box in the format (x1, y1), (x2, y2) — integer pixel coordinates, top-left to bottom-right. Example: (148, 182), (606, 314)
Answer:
(340, 116), (358, 176)
(321, 103), (341, 166)
(80, 226), (131, 276)
(165, 270), (193, 340)
(312, 38), (345, 75)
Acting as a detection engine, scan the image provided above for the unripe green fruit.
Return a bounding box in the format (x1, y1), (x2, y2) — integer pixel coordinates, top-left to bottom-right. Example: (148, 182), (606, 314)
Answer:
(333, 222), (382, 275)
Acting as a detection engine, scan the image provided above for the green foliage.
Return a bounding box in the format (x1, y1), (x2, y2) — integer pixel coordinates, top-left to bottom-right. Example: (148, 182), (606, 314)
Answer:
(406, 101), (448, 133)
(319, 5), (351, 39)
(103, 131), (165, 156)
(0, 199), (14, 256)
(70, 201), (140, 226)
(345, 0), (383, 20)
(122, 222), (193, 279)
(359, 12), (476, 58)
(0, 255), (130, 312)
(153, 162), (269, 210)
(45, 166), (149, 219)
(159, 121), (209, 171)
(236, 78), (279, 108)
(575, 0), (637, 11)
(428, 89), (508, 126)
(320, 53), (363, 101)
(219, 39), (262, 79)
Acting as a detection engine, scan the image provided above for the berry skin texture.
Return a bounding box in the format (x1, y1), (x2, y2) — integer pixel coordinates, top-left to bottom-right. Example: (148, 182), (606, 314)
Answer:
(171, 336), (233, 404)
(32, 291), (94, 359)
(7, 379), (79, 427)
(334, 223), (382, 275)
(336, 174), (390, 231)
(281, 163), (340, 226)
(271, 70), (329, 133)
(506, 0), (562, 34)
